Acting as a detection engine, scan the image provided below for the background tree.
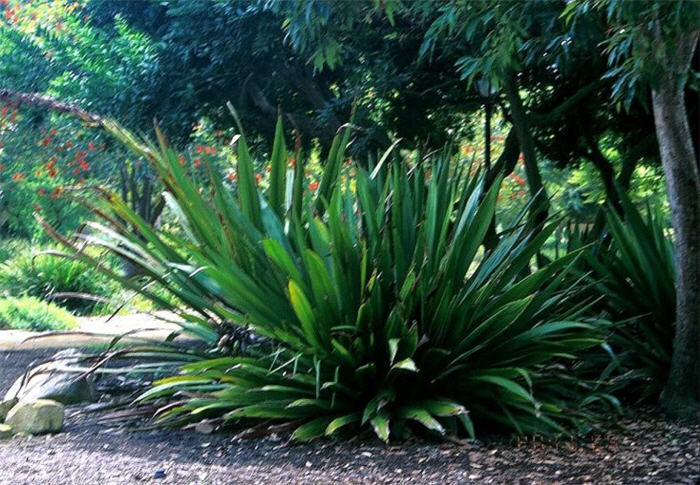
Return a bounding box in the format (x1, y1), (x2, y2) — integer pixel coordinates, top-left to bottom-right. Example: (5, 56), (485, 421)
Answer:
(577, 0), (699, 418)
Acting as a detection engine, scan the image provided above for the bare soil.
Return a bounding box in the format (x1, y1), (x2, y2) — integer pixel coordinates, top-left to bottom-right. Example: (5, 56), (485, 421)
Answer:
(1, 349), (698, 484)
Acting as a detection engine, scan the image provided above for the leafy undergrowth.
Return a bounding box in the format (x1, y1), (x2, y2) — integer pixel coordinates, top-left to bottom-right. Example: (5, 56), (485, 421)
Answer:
(0, 242), (121, 316)
(0, 295), (77, 331)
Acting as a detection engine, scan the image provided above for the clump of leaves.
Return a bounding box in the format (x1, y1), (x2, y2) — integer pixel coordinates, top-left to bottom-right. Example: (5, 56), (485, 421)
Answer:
(51, 115), (616, 442)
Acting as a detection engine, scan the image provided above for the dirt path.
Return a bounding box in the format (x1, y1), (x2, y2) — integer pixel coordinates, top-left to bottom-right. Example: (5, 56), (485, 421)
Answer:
(0, 312), (183, 350)
(1, 349), (699, 484)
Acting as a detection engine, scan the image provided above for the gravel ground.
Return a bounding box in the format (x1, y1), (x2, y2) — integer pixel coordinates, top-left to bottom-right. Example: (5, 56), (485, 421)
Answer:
(1, 349), (699, 484)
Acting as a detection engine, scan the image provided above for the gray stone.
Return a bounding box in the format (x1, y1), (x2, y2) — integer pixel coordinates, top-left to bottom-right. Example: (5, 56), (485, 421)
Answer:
(5, 399), (64, 435)
(0, 397), (18, 421)
(0, 423), (12, 439)
(5, 363), (95, 405)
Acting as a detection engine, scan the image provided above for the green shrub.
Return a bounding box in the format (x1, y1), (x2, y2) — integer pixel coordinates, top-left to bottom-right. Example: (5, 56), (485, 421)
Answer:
(0, 244), (121, 315)
(55, 117), (616, 441)
(0, 296), (77, 331)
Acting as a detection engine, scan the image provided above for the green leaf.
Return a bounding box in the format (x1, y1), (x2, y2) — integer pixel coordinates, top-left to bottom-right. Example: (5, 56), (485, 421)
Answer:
(325, 412), (362, 436)
(370, 411), (391, 443)
(291, 417), (335, 441)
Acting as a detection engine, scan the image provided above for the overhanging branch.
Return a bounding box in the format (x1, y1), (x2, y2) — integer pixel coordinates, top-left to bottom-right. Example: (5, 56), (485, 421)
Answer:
(0, 89), (105, 128)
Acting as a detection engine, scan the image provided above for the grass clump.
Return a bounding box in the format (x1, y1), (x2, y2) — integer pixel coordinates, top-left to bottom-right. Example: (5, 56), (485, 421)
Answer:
(0, 244), (121, 315)
(0, 296), (78, 331)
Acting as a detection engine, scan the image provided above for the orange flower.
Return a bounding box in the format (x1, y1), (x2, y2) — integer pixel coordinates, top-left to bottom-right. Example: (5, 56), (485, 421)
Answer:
(38, 188), (46, 195)
(255, 173), (262, 185)
(194, 159), (201, 168)
(178, 156), (185, 166)
(228, 172), (236, 181)
(65, 141), (73, 148)
(195, 145), (203, 154)
(41, 137), (52, 146)
(204, 146), (212, 155)
(50, 127), (57, 136)
(309, 181), (319, 191)
(88, 142), (96, 151)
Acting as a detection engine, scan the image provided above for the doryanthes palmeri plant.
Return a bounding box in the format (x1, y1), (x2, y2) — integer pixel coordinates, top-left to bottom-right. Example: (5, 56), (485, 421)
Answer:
(48, 112), (617, 442)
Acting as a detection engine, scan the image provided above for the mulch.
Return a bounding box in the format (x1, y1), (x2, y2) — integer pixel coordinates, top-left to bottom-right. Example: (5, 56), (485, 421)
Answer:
(1, 348), (698, 484)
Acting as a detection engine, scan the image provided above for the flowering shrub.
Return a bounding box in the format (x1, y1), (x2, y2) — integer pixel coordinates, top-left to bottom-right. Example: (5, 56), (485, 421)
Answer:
(0, 103), (104, 238)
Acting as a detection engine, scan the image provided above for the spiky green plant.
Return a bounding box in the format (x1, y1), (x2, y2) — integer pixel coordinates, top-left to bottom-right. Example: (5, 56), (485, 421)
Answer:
(49, 115), (616, 441)
(587, 194), (675, 400)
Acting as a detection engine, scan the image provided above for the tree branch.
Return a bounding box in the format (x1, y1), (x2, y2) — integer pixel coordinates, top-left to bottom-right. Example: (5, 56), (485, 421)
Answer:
(0, 89), (104, 127)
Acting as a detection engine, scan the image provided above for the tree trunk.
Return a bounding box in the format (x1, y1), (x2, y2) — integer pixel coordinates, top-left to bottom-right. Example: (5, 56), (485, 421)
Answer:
(653, 31), (700, 419)
(484, 102), (492, 171)
(483, 127), (520, 250)
(502, 70), (549, 228)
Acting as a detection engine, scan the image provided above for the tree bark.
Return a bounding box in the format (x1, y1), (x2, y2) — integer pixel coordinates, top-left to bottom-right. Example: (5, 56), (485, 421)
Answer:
(585, 134), (622, 214)
(653, 31), (700, 419)
(502, 70), (549, 227)
(484, 102), (492, 171)
(483, 127), (520, 250)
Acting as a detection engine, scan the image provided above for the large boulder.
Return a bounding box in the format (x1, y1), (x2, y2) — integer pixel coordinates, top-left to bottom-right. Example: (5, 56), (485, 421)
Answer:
(0, 424), (12, 439)
(0, 397), (18, 421)
(5, 352), (95, 405)
(5, 399), (64, 435)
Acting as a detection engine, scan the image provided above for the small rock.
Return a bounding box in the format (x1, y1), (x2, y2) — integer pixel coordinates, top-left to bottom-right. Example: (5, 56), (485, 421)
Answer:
(0, 424), (12, 439)
(195, 421), (215, 434)
(5, 399), (64, 435)
(0, 398), (18, 421)
(153, 470), (166, 479)
(5, 363), (95, 405)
